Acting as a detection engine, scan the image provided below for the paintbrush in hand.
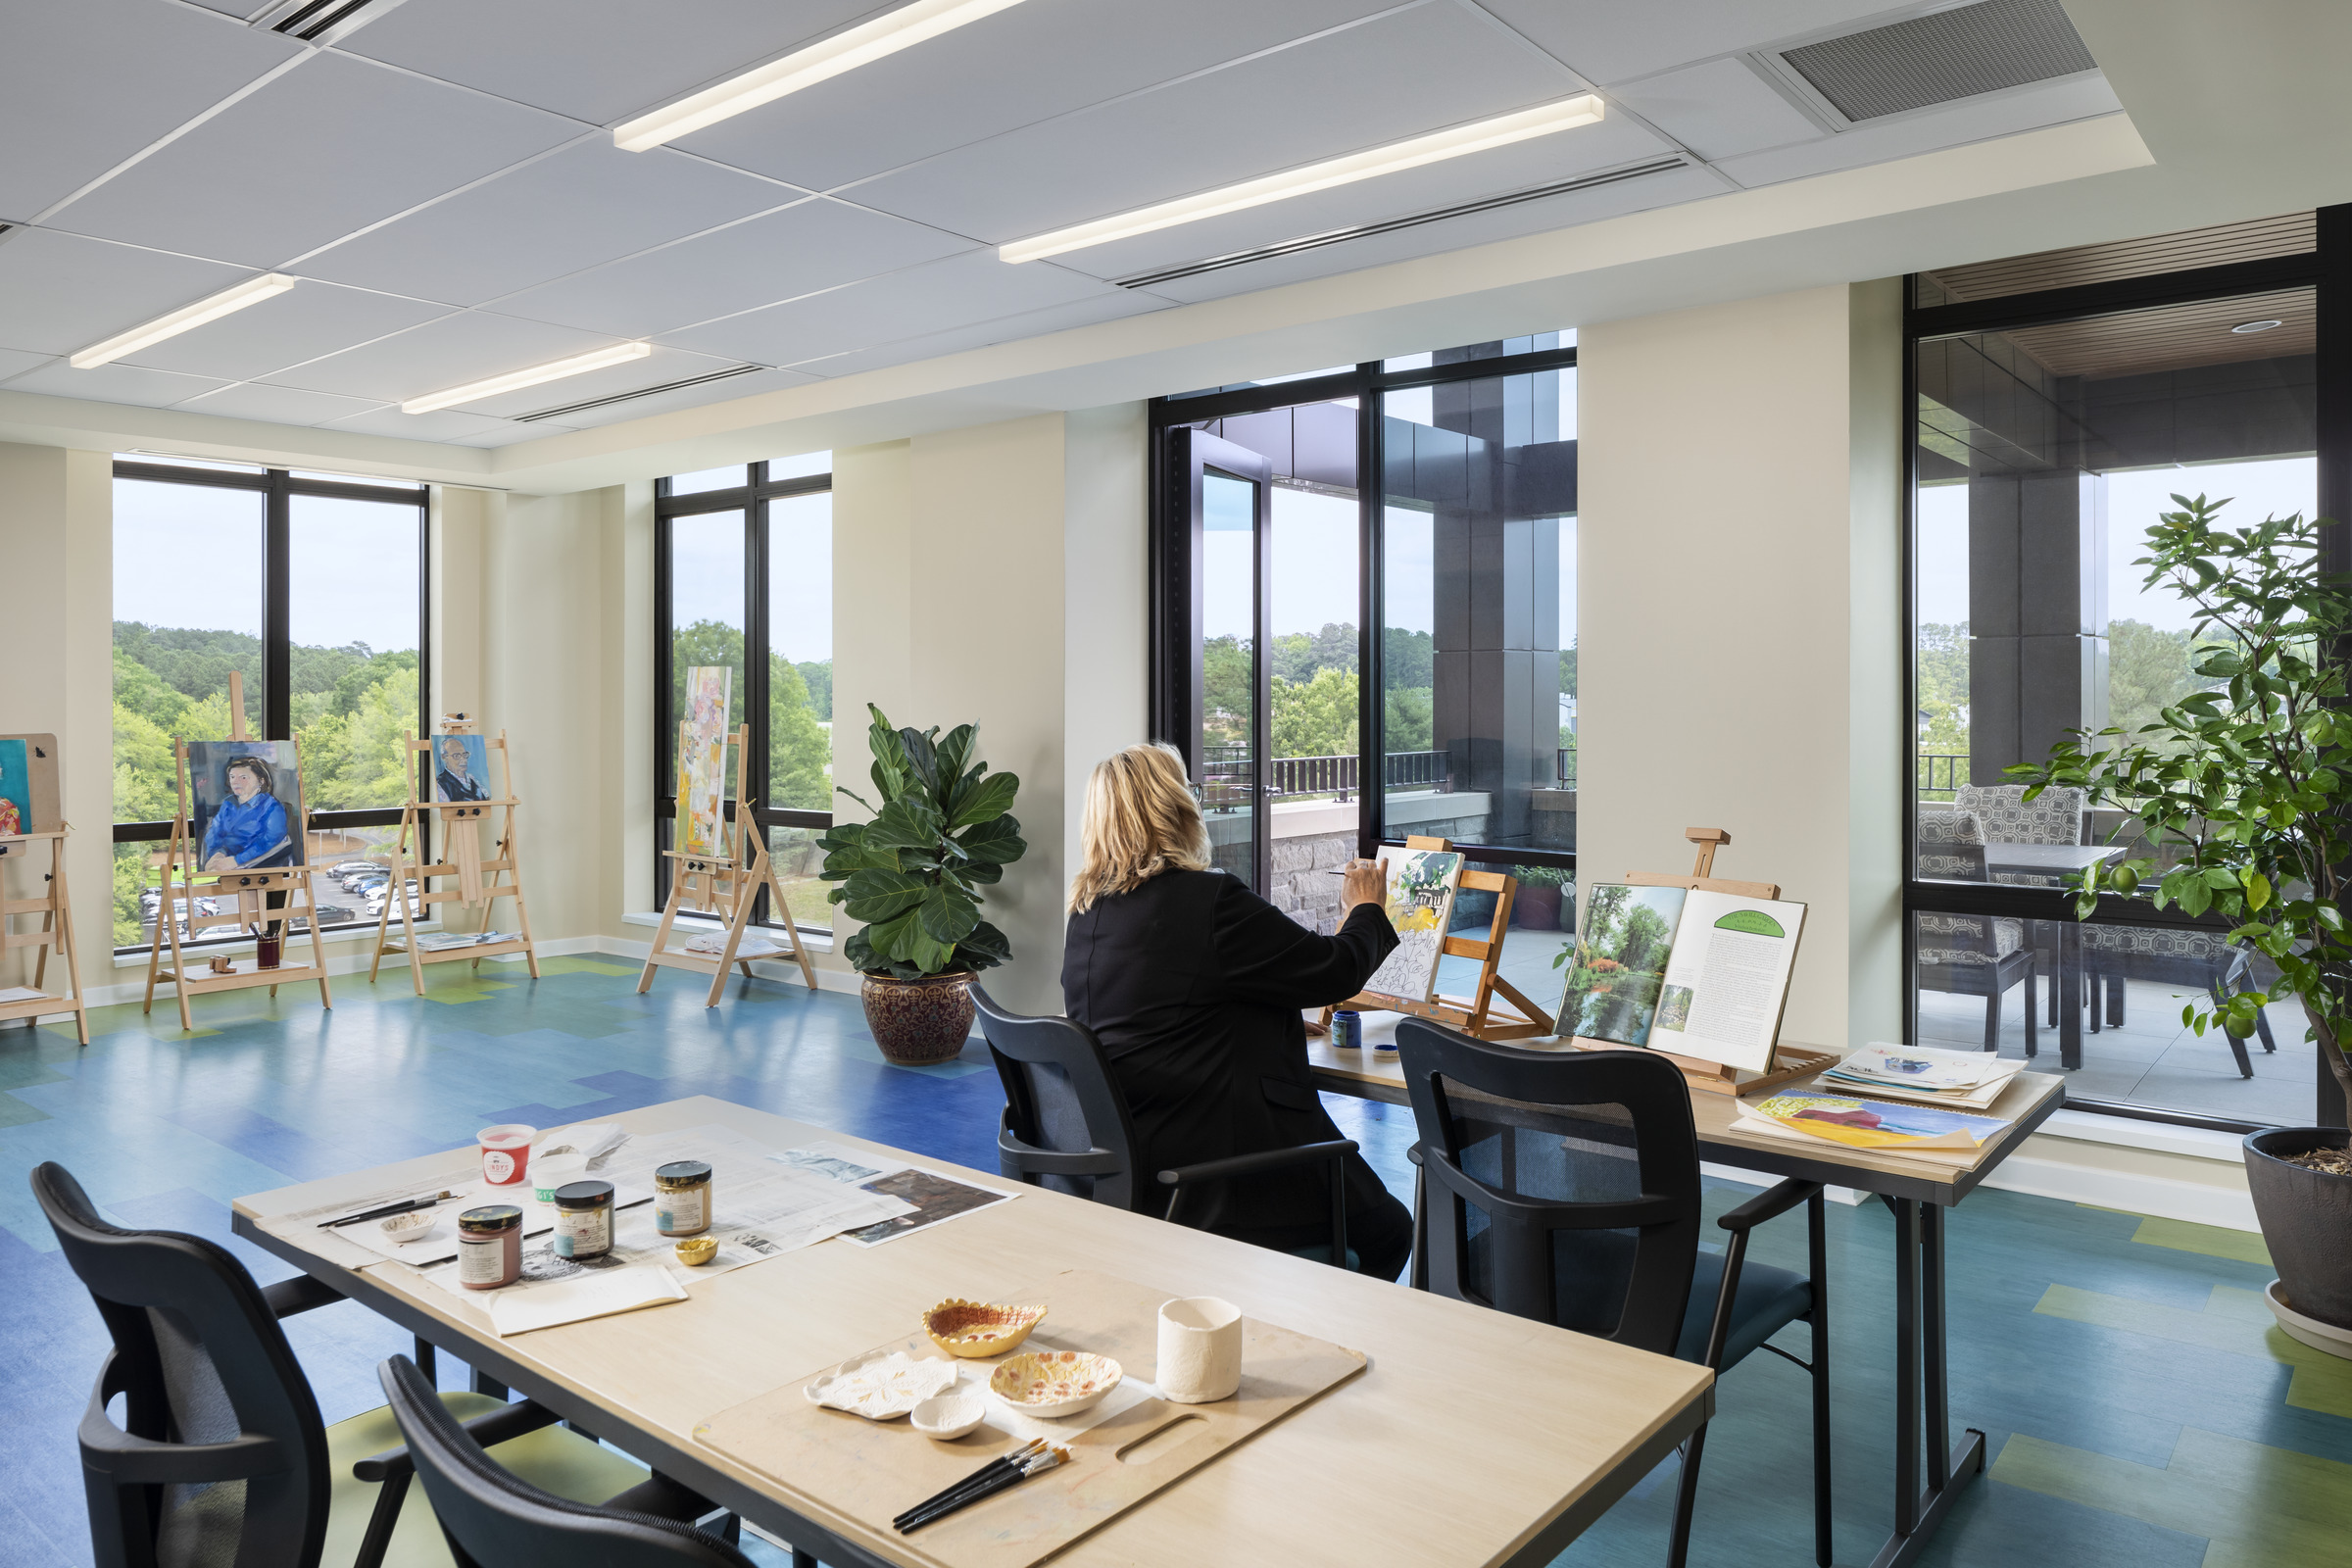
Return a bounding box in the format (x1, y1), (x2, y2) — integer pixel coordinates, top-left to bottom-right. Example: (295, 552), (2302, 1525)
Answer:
(898, 1446), (1068, 1534)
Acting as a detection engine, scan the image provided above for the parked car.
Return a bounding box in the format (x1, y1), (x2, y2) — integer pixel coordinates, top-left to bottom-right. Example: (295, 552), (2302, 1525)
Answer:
(327, 859), (382, 877)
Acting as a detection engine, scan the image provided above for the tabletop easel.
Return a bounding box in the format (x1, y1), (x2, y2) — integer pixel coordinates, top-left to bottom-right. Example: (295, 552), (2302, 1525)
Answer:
(1571, 827), (1833, 1098)
(637, 720), (816, 1005)
(370, 717), (541, 993)
(142, 672), (332, 1031)
(0, 822), (90, 1047)
(1314, 835), (1555, 1043)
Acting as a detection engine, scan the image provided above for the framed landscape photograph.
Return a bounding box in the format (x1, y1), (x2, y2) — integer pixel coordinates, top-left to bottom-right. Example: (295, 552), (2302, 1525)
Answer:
(1557, 882), (1689, 1047)
(187, 740), (305, 872)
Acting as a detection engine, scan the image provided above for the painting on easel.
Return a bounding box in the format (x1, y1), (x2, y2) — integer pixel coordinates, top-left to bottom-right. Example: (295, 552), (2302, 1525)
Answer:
(0, 734), (62, 836)
(677, 665), (733, 858)
(187, 741), (305, 872)
(1357, 846), (1465, 1004)
(1557, 882), (1688, 1047)
(432, 733), (491, 802)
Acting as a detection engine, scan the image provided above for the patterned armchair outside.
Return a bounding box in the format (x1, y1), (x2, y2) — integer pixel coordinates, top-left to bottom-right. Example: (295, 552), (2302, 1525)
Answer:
(1916, 808), (1985, 881)
(2080, 923), (2278, 1077)
(1952, 783), (2088, 847)
(1912, 809), (2038, 1053)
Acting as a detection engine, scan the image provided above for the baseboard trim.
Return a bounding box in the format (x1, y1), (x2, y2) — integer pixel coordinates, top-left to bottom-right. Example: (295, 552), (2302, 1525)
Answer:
(60, 934), (613, 1012)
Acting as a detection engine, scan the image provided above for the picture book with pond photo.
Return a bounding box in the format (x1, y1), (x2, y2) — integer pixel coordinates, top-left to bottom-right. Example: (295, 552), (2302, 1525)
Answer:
(1560, 884), (1806, 1072)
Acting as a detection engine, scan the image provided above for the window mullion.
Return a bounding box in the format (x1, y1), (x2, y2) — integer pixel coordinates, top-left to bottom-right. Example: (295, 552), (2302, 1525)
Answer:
(265, 467), (291, 740)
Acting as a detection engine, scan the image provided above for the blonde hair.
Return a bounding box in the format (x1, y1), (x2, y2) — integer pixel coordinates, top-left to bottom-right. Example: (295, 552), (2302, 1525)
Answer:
(1068, 743), (1213, 912)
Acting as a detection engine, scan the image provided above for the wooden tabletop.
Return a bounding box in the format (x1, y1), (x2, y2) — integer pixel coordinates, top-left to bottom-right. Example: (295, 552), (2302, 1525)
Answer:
(1307, 1019), (2067, 1206)
(232, 1097), (1713, 1568)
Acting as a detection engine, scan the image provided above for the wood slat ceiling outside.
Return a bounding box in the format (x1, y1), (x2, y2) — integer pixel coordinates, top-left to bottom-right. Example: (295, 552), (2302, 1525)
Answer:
(1999, 287), (2314, 379)
(1918, 211), (2314, 303)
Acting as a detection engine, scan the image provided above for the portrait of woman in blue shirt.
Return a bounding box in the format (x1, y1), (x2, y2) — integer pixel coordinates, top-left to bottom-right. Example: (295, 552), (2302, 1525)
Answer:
(201, 755), (293, 872)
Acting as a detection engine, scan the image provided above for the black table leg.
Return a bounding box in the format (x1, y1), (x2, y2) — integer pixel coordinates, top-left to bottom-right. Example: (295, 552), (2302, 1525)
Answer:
(2057, 922), (2083, 1070)
(1869, 1199), (1986, 1568)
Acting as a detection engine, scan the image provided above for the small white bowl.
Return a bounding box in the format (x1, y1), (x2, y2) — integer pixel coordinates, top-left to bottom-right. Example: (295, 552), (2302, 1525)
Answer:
(380, 1209), (441, 1243)
(909, 1391), (987, 1441)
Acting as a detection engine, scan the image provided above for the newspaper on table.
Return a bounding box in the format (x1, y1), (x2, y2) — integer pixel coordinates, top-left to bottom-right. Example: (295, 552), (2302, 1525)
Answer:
(769, 1140), (1018, 1247)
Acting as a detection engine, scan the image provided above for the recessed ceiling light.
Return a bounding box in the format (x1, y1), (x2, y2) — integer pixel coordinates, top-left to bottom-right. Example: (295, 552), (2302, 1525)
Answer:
(401, 342), (652, 416)
(1000, 95), (1606, 265)
(2230, 318), (2284, 334)
(612, 0), (1031, 151)
(70, 274), (297, 368)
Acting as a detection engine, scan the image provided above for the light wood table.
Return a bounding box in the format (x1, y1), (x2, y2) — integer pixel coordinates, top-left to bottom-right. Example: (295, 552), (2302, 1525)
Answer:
(1308, 1020), (2067, 1568)
(232, 1096), (1713, 1568)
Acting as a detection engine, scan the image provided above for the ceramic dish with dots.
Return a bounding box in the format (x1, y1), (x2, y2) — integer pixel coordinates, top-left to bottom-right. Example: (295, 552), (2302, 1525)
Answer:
(923, 1298), (1047, 1359)
(989, 1350), (1122, 1418)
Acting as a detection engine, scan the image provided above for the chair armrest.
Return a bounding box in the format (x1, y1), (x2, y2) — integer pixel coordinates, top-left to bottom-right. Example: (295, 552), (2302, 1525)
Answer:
(1716, 1178), (1821, 1234)
(81, 1365), (285, 1485)
(353, 1398), (563, 1482)
(263, 1272), (346, 1319)
(1156, 1139), (1358, 1189)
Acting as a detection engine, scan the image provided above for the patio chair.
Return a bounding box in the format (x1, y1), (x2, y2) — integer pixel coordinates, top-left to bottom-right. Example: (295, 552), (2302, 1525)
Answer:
(1914, 815), (2038, 1054)
(2081, 925), (2278, 1077)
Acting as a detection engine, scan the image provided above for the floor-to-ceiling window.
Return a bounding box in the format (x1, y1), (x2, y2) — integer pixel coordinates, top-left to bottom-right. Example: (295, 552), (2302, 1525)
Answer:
(1906, 211), (2343, 1128)
(112, 456), (427, 950)
(654, 456), (834, 933)
(1151, 335), (1578, 1000)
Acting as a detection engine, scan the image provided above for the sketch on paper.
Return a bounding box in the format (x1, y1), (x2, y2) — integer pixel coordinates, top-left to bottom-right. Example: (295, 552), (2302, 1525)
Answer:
(1357, 847), (1466, 1004)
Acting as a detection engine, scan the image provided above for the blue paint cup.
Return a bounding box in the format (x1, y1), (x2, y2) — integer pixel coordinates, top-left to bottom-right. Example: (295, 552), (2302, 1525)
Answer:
(1332, 1010), (1362, 1051)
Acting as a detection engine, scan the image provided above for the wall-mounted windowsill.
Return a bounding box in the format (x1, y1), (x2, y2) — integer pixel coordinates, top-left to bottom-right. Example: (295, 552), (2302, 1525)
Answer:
(2032, 1107), (2247, 1163)
(113, 922), (445, 967)
(620, 910), (835, 954)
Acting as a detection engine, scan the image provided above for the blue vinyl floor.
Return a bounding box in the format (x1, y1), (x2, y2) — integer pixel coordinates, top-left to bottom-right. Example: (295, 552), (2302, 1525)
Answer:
(2, 958), (2347, 1567)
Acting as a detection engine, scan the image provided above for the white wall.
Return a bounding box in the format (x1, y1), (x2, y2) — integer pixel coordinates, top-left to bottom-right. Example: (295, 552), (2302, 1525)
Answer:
(1578, 281), (1905, 1052)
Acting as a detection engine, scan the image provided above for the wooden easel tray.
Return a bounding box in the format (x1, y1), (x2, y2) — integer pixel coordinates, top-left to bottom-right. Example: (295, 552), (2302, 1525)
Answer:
(694, 1267), (1366, 1568)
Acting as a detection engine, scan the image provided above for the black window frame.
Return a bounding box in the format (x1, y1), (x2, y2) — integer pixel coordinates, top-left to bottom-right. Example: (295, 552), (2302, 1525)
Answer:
(653, 459), (836, 932)
(110, 457), (432, 949)
(1146, 343), (1582, 880)
(1901, 208), (2351, 1132)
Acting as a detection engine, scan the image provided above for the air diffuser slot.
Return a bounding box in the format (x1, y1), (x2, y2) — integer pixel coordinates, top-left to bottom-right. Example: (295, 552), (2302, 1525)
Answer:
(512, 364), (765, 423)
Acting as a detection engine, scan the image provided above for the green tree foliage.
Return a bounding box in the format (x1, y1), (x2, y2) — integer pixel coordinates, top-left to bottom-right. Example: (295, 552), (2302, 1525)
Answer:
(1270, 622), (1356, 683)
(795, 660), (833, 722)
(1201, 634), (1250, 748)
(1916, 621), (1971, 756)
(1385, 626), (1432, 688)
(1385, 687), (1433, 754)
(2107, 617), (2224, 745)
(1271, 666), (1358, 760)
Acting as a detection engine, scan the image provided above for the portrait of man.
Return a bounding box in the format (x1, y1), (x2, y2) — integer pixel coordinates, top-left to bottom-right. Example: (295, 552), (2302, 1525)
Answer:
(434, 733), (492, 803)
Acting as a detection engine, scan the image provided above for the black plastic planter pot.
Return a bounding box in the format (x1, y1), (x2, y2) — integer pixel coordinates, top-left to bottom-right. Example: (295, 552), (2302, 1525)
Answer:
(2244, 1127), (2352, 1330)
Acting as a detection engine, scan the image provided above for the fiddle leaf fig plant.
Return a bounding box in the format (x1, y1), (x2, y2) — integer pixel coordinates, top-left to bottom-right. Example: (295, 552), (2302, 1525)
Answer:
(2007, 495), (2352, 1104)
(817, 706), (1026, 979)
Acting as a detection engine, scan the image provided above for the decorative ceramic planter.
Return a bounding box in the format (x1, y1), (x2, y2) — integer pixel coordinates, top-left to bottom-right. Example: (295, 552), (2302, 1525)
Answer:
(861, 969), (976, 1065)
(1512, 886), (1563, 931)
(2244, 1127), (2352, 1349)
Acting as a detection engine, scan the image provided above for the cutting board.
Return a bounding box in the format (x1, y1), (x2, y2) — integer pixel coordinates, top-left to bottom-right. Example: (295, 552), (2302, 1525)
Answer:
(694, 1267), (1367, 1568)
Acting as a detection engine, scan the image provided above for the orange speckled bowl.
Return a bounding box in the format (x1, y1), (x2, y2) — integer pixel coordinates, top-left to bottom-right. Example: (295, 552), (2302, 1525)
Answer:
(989, 1350), (1122, 1417)
(923, 1298), (1047, 1359)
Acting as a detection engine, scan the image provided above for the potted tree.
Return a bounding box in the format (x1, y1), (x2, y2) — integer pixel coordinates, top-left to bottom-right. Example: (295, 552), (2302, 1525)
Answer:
(818, 706), (1026, 1064)
(2011, 496), (2352, 1353)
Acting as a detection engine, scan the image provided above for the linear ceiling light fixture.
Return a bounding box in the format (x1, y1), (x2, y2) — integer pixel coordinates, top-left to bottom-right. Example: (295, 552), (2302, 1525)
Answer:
(612, 0), (1031, 151)
(1001, 94), (1605, 265)
(401, 341), (652, 415)
(71, 273), (297, 368)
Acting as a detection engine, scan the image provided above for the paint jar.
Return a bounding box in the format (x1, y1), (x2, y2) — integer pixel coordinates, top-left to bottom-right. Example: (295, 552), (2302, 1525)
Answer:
(1330, 1010), (1362, 1051)
(257, 932), (282, 969)
(477, 1124), (536, 1188)
(553, 1180), (614, 1259)
(654, 1160), (713, 1237)
(456, 1204), (522, 1290)
(531, 1152), (588, 1204)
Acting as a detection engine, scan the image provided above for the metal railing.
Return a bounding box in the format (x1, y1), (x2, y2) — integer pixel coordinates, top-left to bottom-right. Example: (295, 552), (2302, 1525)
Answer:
(1917, 754), (1970, 800)
(1200, 747), (1451, 804)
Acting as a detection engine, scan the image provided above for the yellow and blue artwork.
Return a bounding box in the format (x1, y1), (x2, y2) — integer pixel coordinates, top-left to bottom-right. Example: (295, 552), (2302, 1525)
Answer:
(676, 665), (734, 858)
(1359, 847), (1465, 1003)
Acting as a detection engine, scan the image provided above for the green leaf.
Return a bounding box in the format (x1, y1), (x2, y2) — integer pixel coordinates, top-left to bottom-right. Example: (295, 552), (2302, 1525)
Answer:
(955, 814), (1026, 865)
(917, 880), (980, 946)
(934, 724), (978, 793)
(840, 869), (929, 923)
(861, 906), (925, 963)
(2243, 870), (2272, 912)
(947, 768), (1020, 828)
(2180, 878), (2213, 917)
(863, 794), (945, 852)
(896, 725), (941, 792)
(953, 920), (1012, 972)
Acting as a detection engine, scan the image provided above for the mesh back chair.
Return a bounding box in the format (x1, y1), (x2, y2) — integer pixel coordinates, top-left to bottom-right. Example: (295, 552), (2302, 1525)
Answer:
(380, 1355), (754, 1568)
(1915, 812), (2038, 1054)
(32, 1161), (727, 1568)
(1393, 1021), (1831, 1568)
(974, 986), (1358, 1267)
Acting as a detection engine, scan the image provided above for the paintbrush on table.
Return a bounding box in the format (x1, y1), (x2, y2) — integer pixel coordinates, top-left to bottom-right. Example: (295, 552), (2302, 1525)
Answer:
(898, 1446), (1068, 1534)
(891, 1440), (1045, 1530)
(318, 1191), (457, 1229)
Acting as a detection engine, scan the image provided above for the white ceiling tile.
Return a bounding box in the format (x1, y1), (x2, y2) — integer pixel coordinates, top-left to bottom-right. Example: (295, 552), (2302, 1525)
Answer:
(120, 281), (452, 382)
(48, 52), (581, 268)
(304, 142), (800, 307)
(488, 200), (976, 338)
(1608, 57), (1825, 160)
(182, 0), (261, 14)
(525, 367), (821, 430)
(676, 0), (1403, 191)
(173, 382), (389, 426)
(0, 0), (300, 220)
(846, 2), (1586, 246)
(338, 0), (883, 124)
(446, 345), (748, 419)
(448, 421), (580, 447)
(1479, 0), (1898, 85)
(662, 251), (1124, 368)
(0, 229), (253, 357)
(801, 293), (1174, 379)
(0, 348), (58, 381)
(319, 407), (521, 442)
(1714, 74), (2122, 188)
(266, 312), (629, 403)
(3, 359), (230, 408)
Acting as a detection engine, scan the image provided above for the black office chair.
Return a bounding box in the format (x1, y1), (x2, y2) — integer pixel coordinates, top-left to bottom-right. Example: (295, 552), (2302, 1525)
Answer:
(31, 1161), (728, 1568)
(1392, 1022), (1831, 1568)
(973, 986), (1358, 1267)
(380, 1355), (753, 1568)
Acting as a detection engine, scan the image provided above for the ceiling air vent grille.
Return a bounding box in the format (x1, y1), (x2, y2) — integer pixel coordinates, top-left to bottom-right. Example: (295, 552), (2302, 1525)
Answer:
(1780, 0), (2095, 122)
(251, 0), (407, 44)
(513, 364), (765, 423)
(1112, 157), (1688, 290)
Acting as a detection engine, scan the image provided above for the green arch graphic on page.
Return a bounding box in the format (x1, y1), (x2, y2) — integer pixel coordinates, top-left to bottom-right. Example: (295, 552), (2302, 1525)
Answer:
(1715, 909), (1785, 938)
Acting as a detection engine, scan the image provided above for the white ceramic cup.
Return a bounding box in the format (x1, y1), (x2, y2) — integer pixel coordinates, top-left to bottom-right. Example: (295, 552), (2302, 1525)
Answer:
(1156, 1296), (1244, 1404)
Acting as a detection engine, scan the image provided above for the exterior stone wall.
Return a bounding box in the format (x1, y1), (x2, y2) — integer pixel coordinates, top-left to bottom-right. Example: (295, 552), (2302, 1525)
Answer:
(1267, 829), (1357, 933)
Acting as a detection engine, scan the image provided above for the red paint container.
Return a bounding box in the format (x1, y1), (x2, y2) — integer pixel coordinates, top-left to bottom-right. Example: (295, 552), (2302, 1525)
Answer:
(476, 1124), (536, 1188)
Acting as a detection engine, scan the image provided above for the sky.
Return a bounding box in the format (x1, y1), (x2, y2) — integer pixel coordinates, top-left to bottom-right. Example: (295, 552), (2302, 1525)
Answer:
(668, 492), (833, 664)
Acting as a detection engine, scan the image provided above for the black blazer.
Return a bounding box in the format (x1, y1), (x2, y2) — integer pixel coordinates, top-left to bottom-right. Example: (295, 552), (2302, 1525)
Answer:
(1061, 868), (1396, 1240)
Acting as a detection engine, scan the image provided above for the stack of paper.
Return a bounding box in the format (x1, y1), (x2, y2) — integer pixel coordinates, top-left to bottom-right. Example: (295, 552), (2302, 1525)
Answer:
(1818, 1044), (2025, 1109)
(1734, 1090), (2010, 1167)
(681, 930), (789, 958)
(416, 930), (514, 952)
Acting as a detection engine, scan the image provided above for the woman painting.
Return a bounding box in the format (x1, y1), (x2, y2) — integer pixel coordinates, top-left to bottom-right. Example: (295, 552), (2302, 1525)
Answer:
(1061, 743), (1414, 1281)
(201, 755), (292, 872)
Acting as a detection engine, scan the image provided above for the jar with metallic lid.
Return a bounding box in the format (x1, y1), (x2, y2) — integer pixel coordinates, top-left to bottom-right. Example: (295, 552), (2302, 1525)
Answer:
(456, 1204), (522, 1290)
(552, 1180), (614, 1259)
(654, 1159), (713, 1237)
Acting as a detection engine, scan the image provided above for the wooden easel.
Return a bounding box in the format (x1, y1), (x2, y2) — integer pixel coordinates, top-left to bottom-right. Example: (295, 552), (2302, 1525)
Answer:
(0, 823), (90, 1046)
(1315, 835), (1555, 1043)
(637, 721), (816, 1005)
(143, 673), (333, 1031)
(1569, 827), (1833, 1098)
(370, 719), (541, 994)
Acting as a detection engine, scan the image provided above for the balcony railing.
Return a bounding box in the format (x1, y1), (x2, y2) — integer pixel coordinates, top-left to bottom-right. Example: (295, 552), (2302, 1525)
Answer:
(1200, 747), (1451, 805)
(1917, 754), (1970, 801)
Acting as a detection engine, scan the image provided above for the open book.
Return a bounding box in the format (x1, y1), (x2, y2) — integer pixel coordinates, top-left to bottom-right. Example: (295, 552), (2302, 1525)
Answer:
(1559, 884), (1805, 1072)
